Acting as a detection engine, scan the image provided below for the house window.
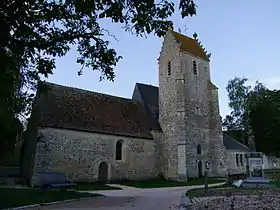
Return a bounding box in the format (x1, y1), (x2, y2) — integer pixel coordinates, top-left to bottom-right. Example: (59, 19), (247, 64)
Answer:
(193, 60), (197, 75)
(197, 144), (202, 155)
(167, 61), (171, 75)
(236, 154), (239, 166)
(240, 154), (243, 166)
(116, 140), (123, 160)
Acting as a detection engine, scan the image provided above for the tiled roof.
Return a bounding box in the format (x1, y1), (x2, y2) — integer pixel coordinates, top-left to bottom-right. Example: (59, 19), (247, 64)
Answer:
(208, 80), (218, 90)
(172, 31), (210, 61)
(35, 82), (153, 139)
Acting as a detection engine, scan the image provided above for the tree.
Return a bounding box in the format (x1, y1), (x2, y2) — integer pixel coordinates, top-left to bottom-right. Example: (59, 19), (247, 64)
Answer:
(223, 77), (251, 144)
(222, 115), (236, 130)
(248, 88), (280, 156)
(224, 77), (280, 155)
(0, 0), (197, 153)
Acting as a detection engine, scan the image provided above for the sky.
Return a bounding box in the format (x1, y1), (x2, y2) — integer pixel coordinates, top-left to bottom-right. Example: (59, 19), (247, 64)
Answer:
(47, 0), (280, 118)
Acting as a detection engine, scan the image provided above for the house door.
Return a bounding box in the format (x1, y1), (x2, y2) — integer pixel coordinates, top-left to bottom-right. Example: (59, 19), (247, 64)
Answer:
(198, 161), (203, 177)
(98, 162), (108, 182)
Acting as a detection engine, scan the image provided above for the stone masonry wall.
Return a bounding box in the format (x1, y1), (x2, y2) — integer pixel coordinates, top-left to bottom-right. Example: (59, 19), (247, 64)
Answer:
(226, 151), (247, 175)
(181, 51), (211, 178)
(208, 88), (227, 177)
(158, 31), (228, 179)
(158, 31), (181, 180)
(263, 154), (280, 169)
(31, 128), (159, 185)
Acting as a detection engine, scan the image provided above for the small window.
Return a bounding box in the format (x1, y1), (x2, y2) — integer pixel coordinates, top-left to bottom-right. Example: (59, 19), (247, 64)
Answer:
(167, 61), (171, 75)
(195, 106), (199, 114)
(197, 144), (202, 154)
(116, 140), (123, 160)
(193, 60), (197, 75)
(236, 154), (239, 166)
(240, 154), (243, 166)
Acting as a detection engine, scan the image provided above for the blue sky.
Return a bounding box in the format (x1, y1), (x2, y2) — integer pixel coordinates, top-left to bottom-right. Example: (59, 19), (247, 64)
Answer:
(47, 0), (280, 118)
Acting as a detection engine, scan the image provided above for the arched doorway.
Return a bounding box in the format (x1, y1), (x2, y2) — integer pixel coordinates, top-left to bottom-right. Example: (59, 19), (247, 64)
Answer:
(98, 162), (108, 182)
(198, 161), (203, 177)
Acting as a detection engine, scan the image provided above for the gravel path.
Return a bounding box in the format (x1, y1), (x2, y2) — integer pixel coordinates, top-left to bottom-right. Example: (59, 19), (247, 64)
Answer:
(188, 189), (280, 210)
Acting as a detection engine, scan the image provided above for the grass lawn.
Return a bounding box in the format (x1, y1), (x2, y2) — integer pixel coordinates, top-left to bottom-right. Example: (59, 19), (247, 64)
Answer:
(74, 182), (121, 191)
(0, 188), (101, 209)
(186, 184), (232, 197)
(113, 177), (224, 188)
(270, 181), (280, 187)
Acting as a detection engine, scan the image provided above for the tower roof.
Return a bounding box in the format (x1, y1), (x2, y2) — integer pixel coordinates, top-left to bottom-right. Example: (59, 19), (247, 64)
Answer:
(171, 31), (210, 61)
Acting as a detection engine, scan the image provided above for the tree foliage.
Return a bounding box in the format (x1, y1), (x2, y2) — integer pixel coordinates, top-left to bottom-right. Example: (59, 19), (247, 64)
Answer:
(224, 77), (251, 131)
(224, 77), (280, 155)
(248, 88), (280, 156)
(0, 0), (197, 153)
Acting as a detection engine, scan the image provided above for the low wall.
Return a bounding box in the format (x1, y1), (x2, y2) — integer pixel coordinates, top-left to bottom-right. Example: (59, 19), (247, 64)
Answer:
(264, 169), (280, 181)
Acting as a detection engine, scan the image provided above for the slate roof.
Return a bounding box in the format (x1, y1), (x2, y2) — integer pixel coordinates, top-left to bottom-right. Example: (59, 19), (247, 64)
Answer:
(172, 31), (210, 61)
(223, 134), (250, 152)
(132, 83), (161, 131)
(35, 82), (153, 139)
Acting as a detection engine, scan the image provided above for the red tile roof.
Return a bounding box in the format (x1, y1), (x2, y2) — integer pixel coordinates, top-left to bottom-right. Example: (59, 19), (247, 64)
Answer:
(172, 31), (210, 61)
(208, 81), (218, 90)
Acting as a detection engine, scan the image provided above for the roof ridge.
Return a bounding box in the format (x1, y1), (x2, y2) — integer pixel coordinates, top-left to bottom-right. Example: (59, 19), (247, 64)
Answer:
(223, 133), (250, 150)
(136, 82), (158, 88)
(42, 81), (132, 101)
(171, 31), (196, 41)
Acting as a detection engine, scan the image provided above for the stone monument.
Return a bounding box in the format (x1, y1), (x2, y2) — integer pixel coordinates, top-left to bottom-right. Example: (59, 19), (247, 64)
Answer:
(242, 152), (271, 188)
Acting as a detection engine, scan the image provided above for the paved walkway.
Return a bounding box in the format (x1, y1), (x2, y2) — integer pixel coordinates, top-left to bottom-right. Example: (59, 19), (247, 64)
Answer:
(26, 182), (226, 210)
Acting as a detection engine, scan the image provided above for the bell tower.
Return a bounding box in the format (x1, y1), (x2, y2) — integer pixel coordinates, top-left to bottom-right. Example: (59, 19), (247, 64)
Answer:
(158, 30), (227, 180)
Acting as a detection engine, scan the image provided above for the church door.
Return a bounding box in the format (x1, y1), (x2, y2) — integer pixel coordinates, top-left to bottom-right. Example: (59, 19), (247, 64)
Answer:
(98, 162), (108, 182)
(198, 161), (203, 177)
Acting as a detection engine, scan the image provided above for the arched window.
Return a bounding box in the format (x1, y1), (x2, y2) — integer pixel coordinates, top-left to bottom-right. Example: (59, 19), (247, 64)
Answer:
(167, 61), (171, 75)
(240, 154), (243, 166)
(193, 60), (197, 75)
(197, 144), (202, 154)
(236, 154), (239, 166)
(116, 140), (123, 160)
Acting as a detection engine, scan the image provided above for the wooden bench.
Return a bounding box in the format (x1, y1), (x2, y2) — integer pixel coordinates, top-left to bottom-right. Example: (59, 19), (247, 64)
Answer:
(37, 172), (77, 190)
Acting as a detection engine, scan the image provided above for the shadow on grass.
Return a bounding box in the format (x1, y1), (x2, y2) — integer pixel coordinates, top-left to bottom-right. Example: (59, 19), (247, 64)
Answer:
(0, 188), (101, 209)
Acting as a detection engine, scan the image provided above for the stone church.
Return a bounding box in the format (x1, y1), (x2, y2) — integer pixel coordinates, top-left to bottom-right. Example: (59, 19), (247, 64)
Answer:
(22, 30), (249, 185)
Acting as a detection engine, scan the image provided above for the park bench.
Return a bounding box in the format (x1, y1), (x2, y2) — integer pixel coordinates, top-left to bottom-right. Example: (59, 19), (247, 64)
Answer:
(37, 171), (77, 190)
